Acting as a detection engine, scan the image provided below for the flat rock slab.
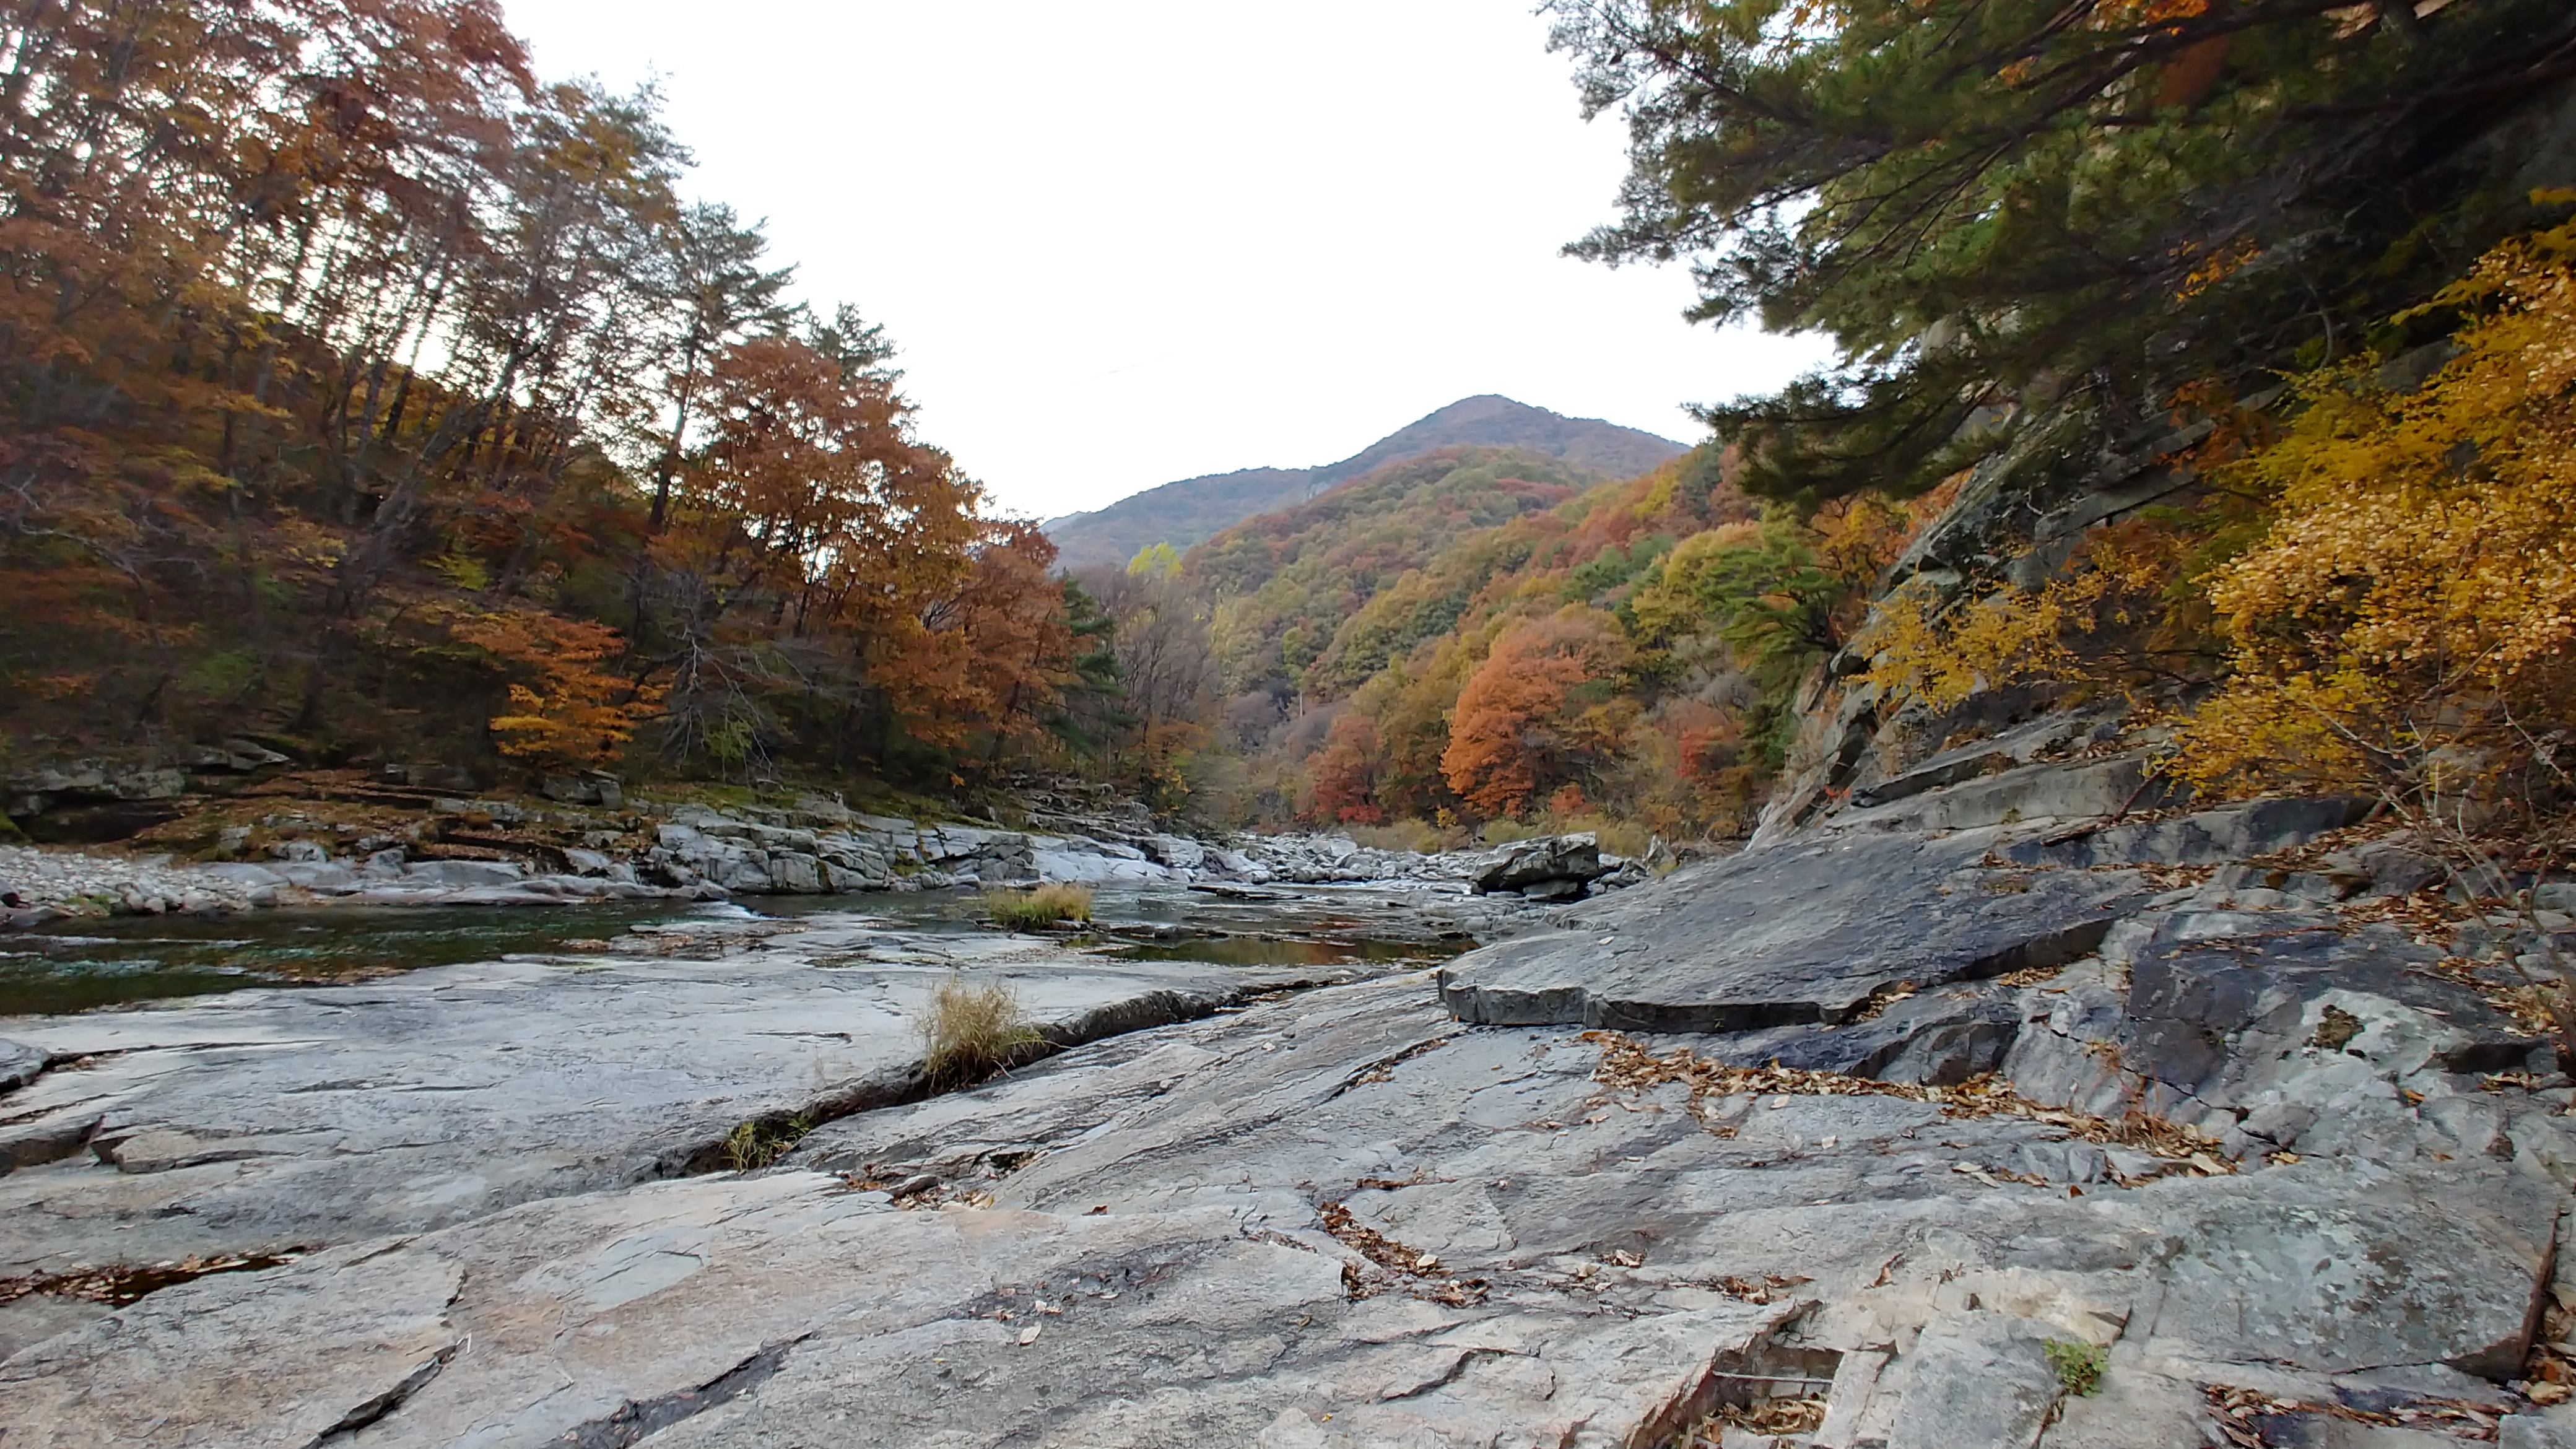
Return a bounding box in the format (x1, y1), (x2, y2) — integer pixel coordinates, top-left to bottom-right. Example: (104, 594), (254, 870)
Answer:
(1438, 831), (2144, 1030)
(2, 972), (2559, 1448)
(0, 915), (1338, 1275)
(0, 1168), (1807, 1449)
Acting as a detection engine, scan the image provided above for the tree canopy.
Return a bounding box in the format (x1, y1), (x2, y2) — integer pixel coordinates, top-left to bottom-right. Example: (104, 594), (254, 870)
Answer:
(1547, 0), (2576, 501)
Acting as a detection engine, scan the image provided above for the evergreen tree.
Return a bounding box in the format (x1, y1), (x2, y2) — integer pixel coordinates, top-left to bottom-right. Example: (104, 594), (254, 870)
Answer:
(1546, 0), (2576, 502)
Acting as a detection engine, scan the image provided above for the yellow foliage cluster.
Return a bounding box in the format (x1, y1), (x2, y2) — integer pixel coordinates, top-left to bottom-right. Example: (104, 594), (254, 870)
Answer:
(1858, 528), (2177, 715)
(2170, 209), (2576, 798)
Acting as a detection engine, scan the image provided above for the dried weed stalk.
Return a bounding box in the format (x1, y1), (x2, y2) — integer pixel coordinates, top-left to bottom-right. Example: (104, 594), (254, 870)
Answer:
(921, 974), (1043, 1090)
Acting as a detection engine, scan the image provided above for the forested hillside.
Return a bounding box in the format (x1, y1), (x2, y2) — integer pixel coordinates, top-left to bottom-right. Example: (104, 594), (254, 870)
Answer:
(1118, 0), (2576, 853)
(1144, 436), (1939, 840)
(1042, 395), (1684, 571)
(0, 1), (1121, 798)
(9, 0), (2573, 860)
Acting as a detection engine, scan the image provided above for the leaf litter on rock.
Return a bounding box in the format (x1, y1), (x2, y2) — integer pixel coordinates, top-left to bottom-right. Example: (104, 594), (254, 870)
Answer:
(2203, 1383), (2504, 1444)
(1315, 1199), (1488, 1306)
(1584, 1032), (2234, 1175)
(1671, 1395), (1827, 1448)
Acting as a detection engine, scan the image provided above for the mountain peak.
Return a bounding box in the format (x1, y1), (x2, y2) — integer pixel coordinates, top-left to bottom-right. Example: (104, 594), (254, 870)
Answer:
(1044, 398), (1687, 572)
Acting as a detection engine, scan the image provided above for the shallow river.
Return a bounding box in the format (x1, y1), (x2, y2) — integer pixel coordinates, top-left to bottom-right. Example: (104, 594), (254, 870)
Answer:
(0, 884), (1471, 1016)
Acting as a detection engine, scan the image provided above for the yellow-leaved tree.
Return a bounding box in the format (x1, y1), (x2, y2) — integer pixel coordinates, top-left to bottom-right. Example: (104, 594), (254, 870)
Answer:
(2170, 207), (2576, 811)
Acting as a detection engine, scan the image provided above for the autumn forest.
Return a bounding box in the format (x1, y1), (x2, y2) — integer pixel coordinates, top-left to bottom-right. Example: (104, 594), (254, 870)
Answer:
(6, 0), (2576, 854)
(1, 0), (1092, 798)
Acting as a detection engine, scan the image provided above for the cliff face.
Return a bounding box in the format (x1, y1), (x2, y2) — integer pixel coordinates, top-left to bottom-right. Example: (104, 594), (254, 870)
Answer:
(1042, 395), (1684, 572)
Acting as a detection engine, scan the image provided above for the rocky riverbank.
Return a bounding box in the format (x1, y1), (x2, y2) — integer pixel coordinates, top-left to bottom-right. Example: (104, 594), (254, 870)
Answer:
(1, 777), (1648, 929)
(10, 728), (2576, 1445)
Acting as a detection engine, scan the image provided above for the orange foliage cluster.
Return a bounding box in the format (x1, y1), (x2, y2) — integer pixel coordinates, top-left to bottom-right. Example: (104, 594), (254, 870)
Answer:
(1442, 608), (1635, 817)
(0, 2), (1090, 790)
(1173, 439), (1950, 839)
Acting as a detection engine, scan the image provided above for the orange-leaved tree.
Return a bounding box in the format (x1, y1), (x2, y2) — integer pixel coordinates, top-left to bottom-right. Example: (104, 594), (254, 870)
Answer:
(1309, 711), (1384, 824)
(653, 331), (983, 771)
(1442, 607), (1636, 818)
(446, 607), (665, 770)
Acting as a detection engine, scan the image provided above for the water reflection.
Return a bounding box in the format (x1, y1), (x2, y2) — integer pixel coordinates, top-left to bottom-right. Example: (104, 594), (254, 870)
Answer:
(0, 883), (1469, 1017)
(0, 902), (690, 1016)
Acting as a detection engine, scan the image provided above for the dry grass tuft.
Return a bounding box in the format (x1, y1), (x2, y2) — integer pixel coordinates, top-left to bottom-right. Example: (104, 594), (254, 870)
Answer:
(985, 882), (1094, 931)
(921, 974), (1043, 1090)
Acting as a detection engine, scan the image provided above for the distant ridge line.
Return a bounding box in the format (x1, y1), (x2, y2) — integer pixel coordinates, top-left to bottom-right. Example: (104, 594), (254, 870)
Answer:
(1042, 395), (1687, 572)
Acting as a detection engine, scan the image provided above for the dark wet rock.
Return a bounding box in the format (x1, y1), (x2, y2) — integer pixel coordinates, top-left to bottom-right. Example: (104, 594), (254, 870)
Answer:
(1439, 830), (2143, 1030)
(1999, 912), (2551, 1147)
(2352, 839), (2448, 897)
(18, 800), (184, 844)
(1469, 833), (1608, 894)
(2121, 918), (2539, 1090)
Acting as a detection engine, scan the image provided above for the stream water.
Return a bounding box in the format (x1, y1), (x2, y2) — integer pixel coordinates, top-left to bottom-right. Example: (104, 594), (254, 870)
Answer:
(0, 884), (1471, 1017)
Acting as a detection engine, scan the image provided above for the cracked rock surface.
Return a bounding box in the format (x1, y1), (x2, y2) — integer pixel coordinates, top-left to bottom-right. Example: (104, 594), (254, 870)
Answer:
(0, 916), (1342, 1284)
(7, 780), (2576, 1447)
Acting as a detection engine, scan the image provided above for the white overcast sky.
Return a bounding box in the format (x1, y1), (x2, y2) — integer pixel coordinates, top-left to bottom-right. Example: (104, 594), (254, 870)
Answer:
(500, 1), (1830, 521)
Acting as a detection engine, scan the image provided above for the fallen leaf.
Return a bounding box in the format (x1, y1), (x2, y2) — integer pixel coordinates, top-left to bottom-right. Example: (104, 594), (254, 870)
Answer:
(1018, 1325), (1042, 1346)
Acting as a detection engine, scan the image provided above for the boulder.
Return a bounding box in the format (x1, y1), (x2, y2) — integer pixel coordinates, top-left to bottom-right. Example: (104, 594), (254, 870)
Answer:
(559, 847), (618, 877)
(1470, 833), (1608, 895)
(0, 1038), (47, 1092)
(537, 773), (624, 808)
